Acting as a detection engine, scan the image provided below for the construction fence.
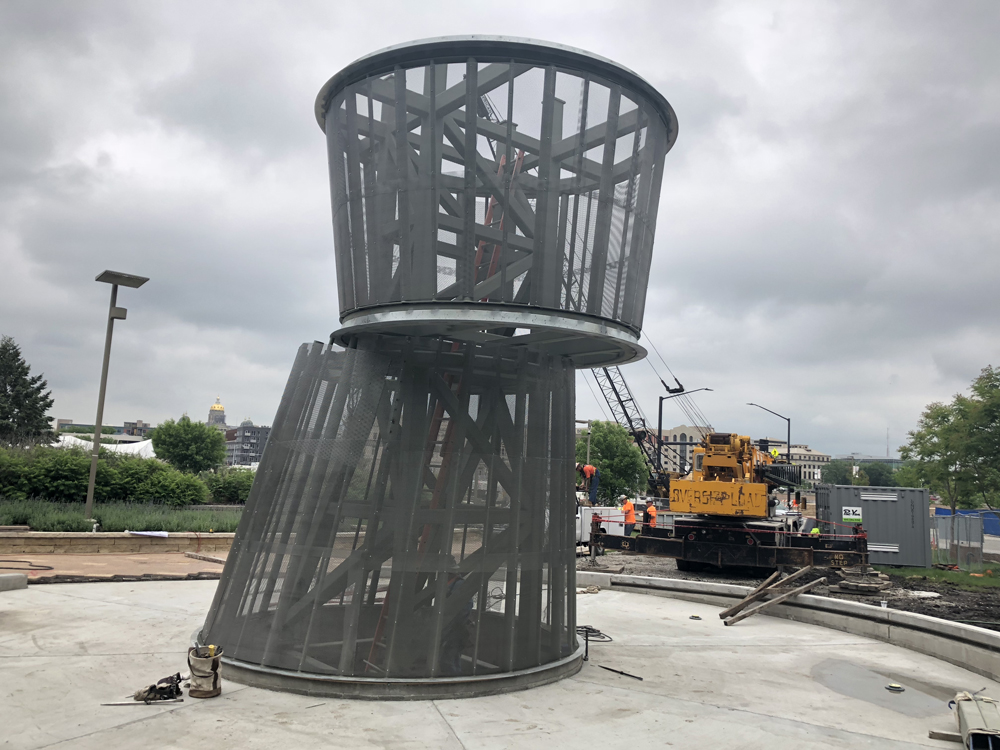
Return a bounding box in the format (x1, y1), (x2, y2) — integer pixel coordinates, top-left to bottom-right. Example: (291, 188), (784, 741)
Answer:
(931, 513), (985, 572)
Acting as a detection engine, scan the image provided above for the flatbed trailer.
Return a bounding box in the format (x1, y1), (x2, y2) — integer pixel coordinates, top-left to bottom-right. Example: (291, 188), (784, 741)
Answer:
(590, 515), (868, 569)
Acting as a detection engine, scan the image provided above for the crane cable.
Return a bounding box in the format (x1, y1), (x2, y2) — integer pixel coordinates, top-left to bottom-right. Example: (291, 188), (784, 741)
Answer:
(640, 332), (712, 435)
(583, 370), (611, 422)
(645, 356), (703, 429)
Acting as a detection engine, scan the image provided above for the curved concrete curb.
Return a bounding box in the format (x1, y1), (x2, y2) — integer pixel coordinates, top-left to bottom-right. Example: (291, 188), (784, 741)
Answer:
(577, 571), (1000, 682)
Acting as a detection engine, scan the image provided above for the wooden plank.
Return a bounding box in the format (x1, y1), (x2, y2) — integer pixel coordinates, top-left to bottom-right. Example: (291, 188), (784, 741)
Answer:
(724, 577), (826, 626)
(718, 566), (815, 620)
(718, 570), (780, 620)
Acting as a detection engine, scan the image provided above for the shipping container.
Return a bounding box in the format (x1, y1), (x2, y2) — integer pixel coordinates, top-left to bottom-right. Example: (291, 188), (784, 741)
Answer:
(815, 484), (931, 567)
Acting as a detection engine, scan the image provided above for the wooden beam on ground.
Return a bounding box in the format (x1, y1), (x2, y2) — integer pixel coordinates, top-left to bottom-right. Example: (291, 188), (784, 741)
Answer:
(718, 566), (814, 620)
(718, 570), (779, 620)
(723, 577), (826, 626)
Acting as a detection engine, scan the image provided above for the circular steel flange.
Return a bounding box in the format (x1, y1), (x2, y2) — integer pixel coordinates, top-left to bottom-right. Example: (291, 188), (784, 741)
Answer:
(194, 628), (584, 701)
(315, 35), (678, 143)
(331, 304), (647, 368)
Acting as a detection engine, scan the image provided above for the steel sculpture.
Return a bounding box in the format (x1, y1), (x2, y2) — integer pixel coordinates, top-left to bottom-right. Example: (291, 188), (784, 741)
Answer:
(199, 36), (677, 699)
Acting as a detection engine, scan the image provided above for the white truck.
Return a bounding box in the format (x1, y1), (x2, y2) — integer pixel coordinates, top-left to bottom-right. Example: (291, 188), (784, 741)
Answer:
(576, 496), (669, 546)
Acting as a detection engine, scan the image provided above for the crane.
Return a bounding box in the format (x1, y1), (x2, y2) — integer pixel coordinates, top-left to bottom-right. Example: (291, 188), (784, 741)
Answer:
(590, 366), (693, 496)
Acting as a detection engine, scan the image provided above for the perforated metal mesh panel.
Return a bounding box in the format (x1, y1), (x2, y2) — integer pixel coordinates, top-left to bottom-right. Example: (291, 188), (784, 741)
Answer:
(202, 336), (577, 679)
(319, 41), (676, 332)
(201, 38), (675, 696)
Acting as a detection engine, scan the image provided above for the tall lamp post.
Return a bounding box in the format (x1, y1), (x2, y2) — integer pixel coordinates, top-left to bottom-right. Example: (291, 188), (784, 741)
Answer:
(85, 270), (149, 522)
(747, 402), (791, 510)
(657, 388), (712, 472)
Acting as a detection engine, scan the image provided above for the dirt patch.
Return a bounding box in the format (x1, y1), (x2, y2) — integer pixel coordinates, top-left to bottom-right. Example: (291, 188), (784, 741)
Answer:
(876, 575), (1000, 632)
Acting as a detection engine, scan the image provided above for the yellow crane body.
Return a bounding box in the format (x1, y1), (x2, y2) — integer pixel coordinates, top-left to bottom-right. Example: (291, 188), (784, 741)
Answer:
(669, 432), (776, 519)
(669, 480), (769, 517)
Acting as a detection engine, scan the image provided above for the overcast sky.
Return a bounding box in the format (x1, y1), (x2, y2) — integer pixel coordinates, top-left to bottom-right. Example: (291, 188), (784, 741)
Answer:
(1, 1), (997, 457)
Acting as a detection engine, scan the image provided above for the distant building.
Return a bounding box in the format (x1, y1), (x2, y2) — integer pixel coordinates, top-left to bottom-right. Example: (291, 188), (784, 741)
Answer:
(658, 424), (712, 475)
(755, 438), (831, 488)
(207, 397), (228, 430)
(54, 419), (148, 443)
(226, 419), (271, 466)
(55, 420), (121, 435)
(123, 419), (152, 438)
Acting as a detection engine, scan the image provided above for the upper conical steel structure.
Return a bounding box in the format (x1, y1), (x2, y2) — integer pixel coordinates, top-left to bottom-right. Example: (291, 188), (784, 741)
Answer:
(199, 37), (677, 699)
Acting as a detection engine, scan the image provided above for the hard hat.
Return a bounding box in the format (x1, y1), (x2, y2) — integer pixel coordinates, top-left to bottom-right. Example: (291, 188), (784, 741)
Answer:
(619, 494), (627, 500)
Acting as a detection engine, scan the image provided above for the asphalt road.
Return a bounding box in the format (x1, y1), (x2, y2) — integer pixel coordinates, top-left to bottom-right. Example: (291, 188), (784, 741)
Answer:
(985, 535), (1000, 555)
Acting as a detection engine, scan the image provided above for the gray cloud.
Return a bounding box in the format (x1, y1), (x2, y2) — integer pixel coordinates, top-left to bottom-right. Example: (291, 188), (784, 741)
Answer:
(1, 0), (997, 456)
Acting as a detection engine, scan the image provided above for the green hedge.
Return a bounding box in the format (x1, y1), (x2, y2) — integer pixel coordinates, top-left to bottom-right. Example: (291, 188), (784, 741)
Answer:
(0, 498), (242, 533)
(201, 468), (256, 504)
(0, 446), (255, 506)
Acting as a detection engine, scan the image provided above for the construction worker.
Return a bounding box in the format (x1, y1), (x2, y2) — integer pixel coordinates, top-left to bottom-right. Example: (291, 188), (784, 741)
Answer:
(810, 526), (821, 536)
(620, 494), (636, 537)
(581, 464), (600, 505)
(643, 497), (657, 531)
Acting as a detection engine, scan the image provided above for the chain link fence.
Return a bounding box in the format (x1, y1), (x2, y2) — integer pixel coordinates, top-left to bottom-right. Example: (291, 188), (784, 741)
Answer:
(931, 513), (984, 571)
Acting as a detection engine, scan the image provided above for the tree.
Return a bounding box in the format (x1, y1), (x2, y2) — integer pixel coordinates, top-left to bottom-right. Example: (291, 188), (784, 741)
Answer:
(892, 461), (926, 489)
(574, 420), (648, 505)
(963, 366), (1000, 507)
(897, 366), (1000, 512)
(0, 336), (54, 444)
(150, 416), (226, 473)
(859, 462), (895, 487)
(202, 468), (256, 504)
(821, 460), (854, 485)
(900, 401), (977, 512)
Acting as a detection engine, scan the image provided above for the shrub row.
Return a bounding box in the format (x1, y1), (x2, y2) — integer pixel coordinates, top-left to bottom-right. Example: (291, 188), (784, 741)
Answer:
(0, 498), (243, 533)
(0, 445), (255, 506)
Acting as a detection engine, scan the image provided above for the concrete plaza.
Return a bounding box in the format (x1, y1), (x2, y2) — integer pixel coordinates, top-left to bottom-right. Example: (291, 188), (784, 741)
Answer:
(1, 579), (987, 749)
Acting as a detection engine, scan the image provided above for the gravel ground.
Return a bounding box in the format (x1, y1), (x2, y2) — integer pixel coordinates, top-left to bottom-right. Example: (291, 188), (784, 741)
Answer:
(578, 552), (1000, 632)
(879, 574), (1000, 632)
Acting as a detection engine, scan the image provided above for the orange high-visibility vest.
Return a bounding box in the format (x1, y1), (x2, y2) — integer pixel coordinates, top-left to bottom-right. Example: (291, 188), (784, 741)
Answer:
(622, 500), (635, 524)
(646, 504), (657, 528)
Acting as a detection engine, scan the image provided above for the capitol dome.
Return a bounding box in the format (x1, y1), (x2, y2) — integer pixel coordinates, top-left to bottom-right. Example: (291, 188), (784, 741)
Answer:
(207, 397), (227, 427)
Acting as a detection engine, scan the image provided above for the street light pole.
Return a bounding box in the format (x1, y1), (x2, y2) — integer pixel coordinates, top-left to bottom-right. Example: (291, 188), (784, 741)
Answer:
(747, 402), (792, 510)
(85, 271), (149, 522)
(658, 388), (712, 473)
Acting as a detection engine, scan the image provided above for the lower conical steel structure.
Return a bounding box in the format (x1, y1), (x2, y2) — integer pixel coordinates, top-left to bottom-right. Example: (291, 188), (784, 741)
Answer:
(199, 36), (677, 698)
